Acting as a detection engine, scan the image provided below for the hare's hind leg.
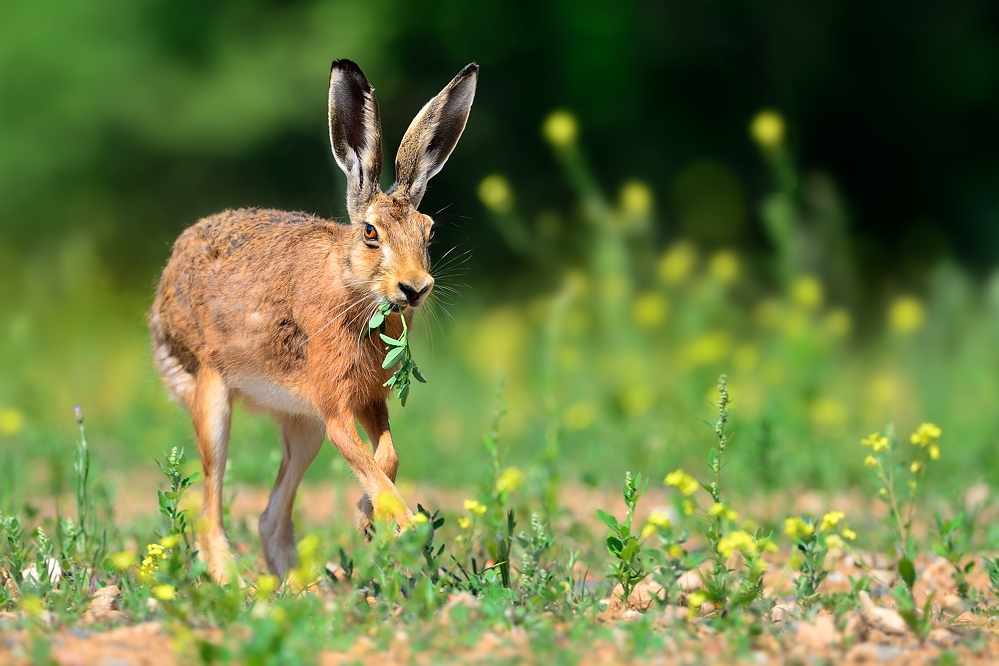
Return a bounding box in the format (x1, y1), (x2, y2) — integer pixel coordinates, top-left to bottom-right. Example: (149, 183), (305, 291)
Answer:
(191, 366), (237, 583)
(259, 415), (324, 579)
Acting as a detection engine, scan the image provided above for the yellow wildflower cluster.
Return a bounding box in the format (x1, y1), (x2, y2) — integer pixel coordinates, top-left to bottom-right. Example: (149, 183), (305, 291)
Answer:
(542, 110), (578, 147)
(664, 469), (699, 496)
(464, 499), (487, 515)
(708, 503), (738, 522)
(783, 516), (814, 540)
(910, 422), (941, 460)
(818, 511), (844, 533)
(373, 491), (407, 519)
(640, 511), (672, 539)
(151, 584), (175, 601)
(496, 466), (524, 494)
(139, 542), (168, 582)
(716, 530), (758, 559)
(861, 432), (890, 452)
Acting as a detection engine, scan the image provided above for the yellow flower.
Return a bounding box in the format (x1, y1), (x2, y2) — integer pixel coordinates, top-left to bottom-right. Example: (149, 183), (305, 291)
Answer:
(410, 512), (428, 525)
(641, 523), (657, 540)
(146, 543), (165, 558)
(496, 466), (524, 494)
(256, 575), (280, 596)
(888, 296), (925, 334)
(910, 461), (923, 474)
(687, 591), (707, 609)
(749, 110), (786, 148)
(791, 275), (824, 310)
(664, 469), (700, 496)
(542, 110), (578, 147)
(0, 408), (25, 436)
(457, 516), (471, 530)
(619, 180), (653, 215)
(478, 175), (514, 213)
(159, 534), (181, 549)
(784, 516), (814, 540)
(707, 251), (740, 284)
(763, 540), (780, 553)
(463, 499), (487, 516)
(110, 551), (136, 571)
(824, 534), (844, 551)
(819, 511), (845, 533)
(929, 445), (940, 461)
(682, 500), (696, 516)
(374, 491), (407, 520)
(910, 423), (941, 447)
(864, 455), (878, 468)
(657, 241), (698, 284)
(708, 503), (738, 522)
(861, 432), (890, 452)
(631, 293), (669, 329)
(647, 511), (672, 529)
(717, 530), (758, 559)
(151, 584), (175, 601)
(668, 545), (684, 558)
(841, 527), (857, 541)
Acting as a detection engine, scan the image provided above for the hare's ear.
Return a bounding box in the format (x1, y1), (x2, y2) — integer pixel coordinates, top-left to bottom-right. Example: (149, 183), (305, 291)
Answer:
(391, 63), (478, 209)
(329, 60), (383, 219)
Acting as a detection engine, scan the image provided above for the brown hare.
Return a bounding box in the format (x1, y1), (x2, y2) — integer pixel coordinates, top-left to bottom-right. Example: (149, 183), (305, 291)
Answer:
(149, 60), (478, 582)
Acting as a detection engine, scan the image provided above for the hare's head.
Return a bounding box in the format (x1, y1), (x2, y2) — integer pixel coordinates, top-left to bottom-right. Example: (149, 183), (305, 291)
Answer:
(328, 60), (477, 310)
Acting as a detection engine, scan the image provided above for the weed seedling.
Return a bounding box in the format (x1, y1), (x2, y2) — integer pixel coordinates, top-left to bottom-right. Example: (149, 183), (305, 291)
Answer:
(934, 511), (975, 602)
(597, 471), (649, 604)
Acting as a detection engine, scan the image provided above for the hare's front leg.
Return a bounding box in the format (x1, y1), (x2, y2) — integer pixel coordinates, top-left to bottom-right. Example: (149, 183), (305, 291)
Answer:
(258, 415), (325, 579)
(354, 401), (403, 529)
(191, 366), (237, 584)
(326, 407), (410, 534)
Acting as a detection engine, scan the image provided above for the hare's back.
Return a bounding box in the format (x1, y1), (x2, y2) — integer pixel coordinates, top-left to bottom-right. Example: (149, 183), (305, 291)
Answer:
(153, 207), (339, 365)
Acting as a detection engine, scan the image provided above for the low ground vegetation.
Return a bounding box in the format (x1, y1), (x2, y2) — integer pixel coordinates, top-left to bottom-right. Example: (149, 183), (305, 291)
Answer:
(1, 378), (998, 664)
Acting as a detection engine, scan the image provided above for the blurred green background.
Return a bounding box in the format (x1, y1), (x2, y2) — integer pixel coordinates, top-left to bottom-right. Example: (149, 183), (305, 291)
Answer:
(2, 0), (999, 503)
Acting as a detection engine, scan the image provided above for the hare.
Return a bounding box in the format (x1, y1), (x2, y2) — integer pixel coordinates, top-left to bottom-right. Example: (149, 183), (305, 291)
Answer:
(149, 60), (478, 582)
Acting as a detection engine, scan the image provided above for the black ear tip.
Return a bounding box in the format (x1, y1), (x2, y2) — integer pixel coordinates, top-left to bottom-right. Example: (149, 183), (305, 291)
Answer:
(457, 63), (479, 79)
(330, 59), (373, 93)
(331, 59), (366, 78)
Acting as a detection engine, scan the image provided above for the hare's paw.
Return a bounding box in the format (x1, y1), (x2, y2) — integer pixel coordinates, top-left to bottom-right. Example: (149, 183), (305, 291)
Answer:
(259, 511), (297, 579)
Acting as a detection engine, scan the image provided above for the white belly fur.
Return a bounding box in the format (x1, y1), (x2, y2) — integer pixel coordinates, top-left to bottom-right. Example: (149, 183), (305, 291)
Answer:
(229, 375), (317, 417)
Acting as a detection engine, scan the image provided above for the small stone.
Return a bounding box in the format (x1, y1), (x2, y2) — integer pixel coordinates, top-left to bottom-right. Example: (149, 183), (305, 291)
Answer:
(859, 591), (908, 636)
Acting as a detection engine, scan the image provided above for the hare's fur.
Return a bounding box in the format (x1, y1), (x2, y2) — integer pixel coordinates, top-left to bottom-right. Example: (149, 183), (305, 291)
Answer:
(150, 61), (477, 582)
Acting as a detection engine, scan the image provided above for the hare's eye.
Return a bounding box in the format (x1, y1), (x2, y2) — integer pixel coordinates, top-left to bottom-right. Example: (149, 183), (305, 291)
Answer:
(363, 224), (378, 241)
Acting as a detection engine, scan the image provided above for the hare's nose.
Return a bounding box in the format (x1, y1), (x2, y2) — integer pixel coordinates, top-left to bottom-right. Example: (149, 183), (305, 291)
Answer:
(398, 277), (433, 306)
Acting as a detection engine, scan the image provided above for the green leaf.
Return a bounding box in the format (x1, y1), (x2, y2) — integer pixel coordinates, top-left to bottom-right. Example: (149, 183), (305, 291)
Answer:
(620, 539), (640, 563)
(413, 365), (427, 383)
(898, 557), (916, 589)
(605, 535), (623, 556)
(399, 383), (410, 406)
(379, 333), (402, 346)
(367, 310), (385, 330)
(596, 509), (620, 533)
(382, 346), (406, 369)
